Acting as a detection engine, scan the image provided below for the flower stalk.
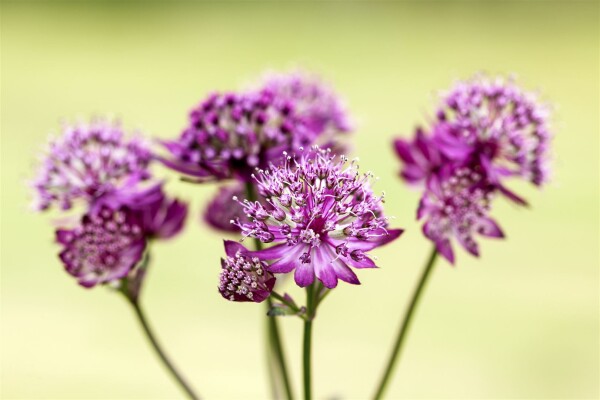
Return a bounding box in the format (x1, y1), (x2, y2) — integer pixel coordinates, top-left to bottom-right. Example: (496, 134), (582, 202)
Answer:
(372, 247), (438, 400)
(245, 182), (294, 400)
(302, 284), (317, 400)
(120, 269), (200, 400)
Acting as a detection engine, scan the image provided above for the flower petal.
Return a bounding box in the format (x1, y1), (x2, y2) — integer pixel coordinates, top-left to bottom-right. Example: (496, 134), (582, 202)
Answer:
(313, 247), (338, 289)
(294, 261), (315, 287)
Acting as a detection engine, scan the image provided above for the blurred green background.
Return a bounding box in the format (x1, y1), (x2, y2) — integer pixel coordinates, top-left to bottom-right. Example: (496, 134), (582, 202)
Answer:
(1, 1), (598, 399)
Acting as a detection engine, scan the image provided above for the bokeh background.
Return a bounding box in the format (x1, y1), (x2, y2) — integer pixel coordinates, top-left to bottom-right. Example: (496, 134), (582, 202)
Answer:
(1, 1), (598, 399)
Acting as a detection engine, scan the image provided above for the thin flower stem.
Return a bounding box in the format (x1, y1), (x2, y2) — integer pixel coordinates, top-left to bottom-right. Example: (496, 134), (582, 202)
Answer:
(372, 247), (438, 400)
(303, 284), (315, 400)
(265, 304), (282, 400)
(126, 298), (200, 400)
(245, 182), (294, 400)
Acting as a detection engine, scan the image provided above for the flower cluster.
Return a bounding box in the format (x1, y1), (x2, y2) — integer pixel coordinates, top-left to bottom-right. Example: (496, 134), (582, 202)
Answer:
(394, 75), (551, 262)
(222, 147), (402, 299)
(187, 71), (354, 234)
(161, 90), (313, 182)
(33, 119), (188, 288)
(258, 70), (352, 140)
(31, 120), (152, 211)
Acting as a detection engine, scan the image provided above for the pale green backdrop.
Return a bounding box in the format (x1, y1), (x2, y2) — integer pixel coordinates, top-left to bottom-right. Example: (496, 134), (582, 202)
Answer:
(1, 1), (598, 399)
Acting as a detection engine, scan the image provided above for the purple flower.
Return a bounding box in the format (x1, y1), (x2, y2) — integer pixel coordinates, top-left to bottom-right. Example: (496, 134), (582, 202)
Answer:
(234, 147), (403, 289)
(203, 183), (247, 233)
(418, 169), (504, 263)
(434, 74), (551, 193)
(32, 119), (152, 211)
(259, 70), (352, 138)
(160, 91), (312, 182)
(219, 240), (276, 302)
(394, 75), (552, 262)
(56, 206), (146, 288)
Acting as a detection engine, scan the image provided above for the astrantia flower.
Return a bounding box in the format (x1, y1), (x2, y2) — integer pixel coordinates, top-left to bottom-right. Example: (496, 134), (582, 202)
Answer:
(56, 206), (146, 287)
(434, 74), (551, 195)
(394, 75), (552, 262)
(203, 183), (247, 233)
(32, 119), (152, 211)
(234, 147), (403, 289)
(418, 169), (504, 263)
(259, 70), (352, 138)
(219, 240), (276, 302)
(161, 90), (312, 182)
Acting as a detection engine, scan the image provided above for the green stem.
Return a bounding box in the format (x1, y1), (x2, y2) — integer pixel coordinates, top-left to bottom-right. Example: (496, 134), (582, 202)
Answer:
(303, 284), (315, 400)
(126, 297), (200, 400)
(266, 296), (294, 400)
(245, 182), (294, 400)
(372, 247), (438, 400)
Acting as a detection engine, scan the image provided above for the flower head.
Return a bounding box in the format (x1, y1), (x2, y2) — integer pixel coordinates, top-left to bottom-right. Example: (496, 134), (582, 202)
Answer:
(161, 91), (312, 182)
(418, 169), (504, 263)
(32, 119), (152, 211)
(219, 240), (276, 302)
(56, 206), (146, 287)
(234, 147), (403, 289)
(434, 74), (551, 190)
(394, 75), (551, 262)
(259, 70), (352, 138)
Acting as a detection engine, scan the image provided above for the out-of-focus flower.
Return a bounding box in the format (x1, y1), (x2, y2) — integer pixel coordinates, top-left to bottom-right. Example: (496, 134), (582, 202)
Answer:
(219, 240), (276, 302)
(56, 206), (146, 288)
(32, 119), (152, 211)
(434, 74), (551, 194)
(203, 183), (247, 233)
(234, 147), (403, 289)
(259, 70), (352, 138)
(160, 91), (312, 182)
(393, 74), (551, 262)
(417, 169), (504, 263)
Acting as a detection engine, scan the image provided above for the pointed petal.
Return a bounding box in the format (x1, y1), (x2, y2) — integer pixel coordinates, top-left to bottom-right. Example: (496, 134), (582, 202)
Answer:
(253, 243), (291, 260)
(268, 245), (305, 273)
(223, 240), (248, 257)
(478, 218), (505, 238)
(294, 261), (315, 287)
(345, 228), (404, 252)
(313, 247), (338, 289)
(345, 255), (377, 269)
(435, 238), (455, 264)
